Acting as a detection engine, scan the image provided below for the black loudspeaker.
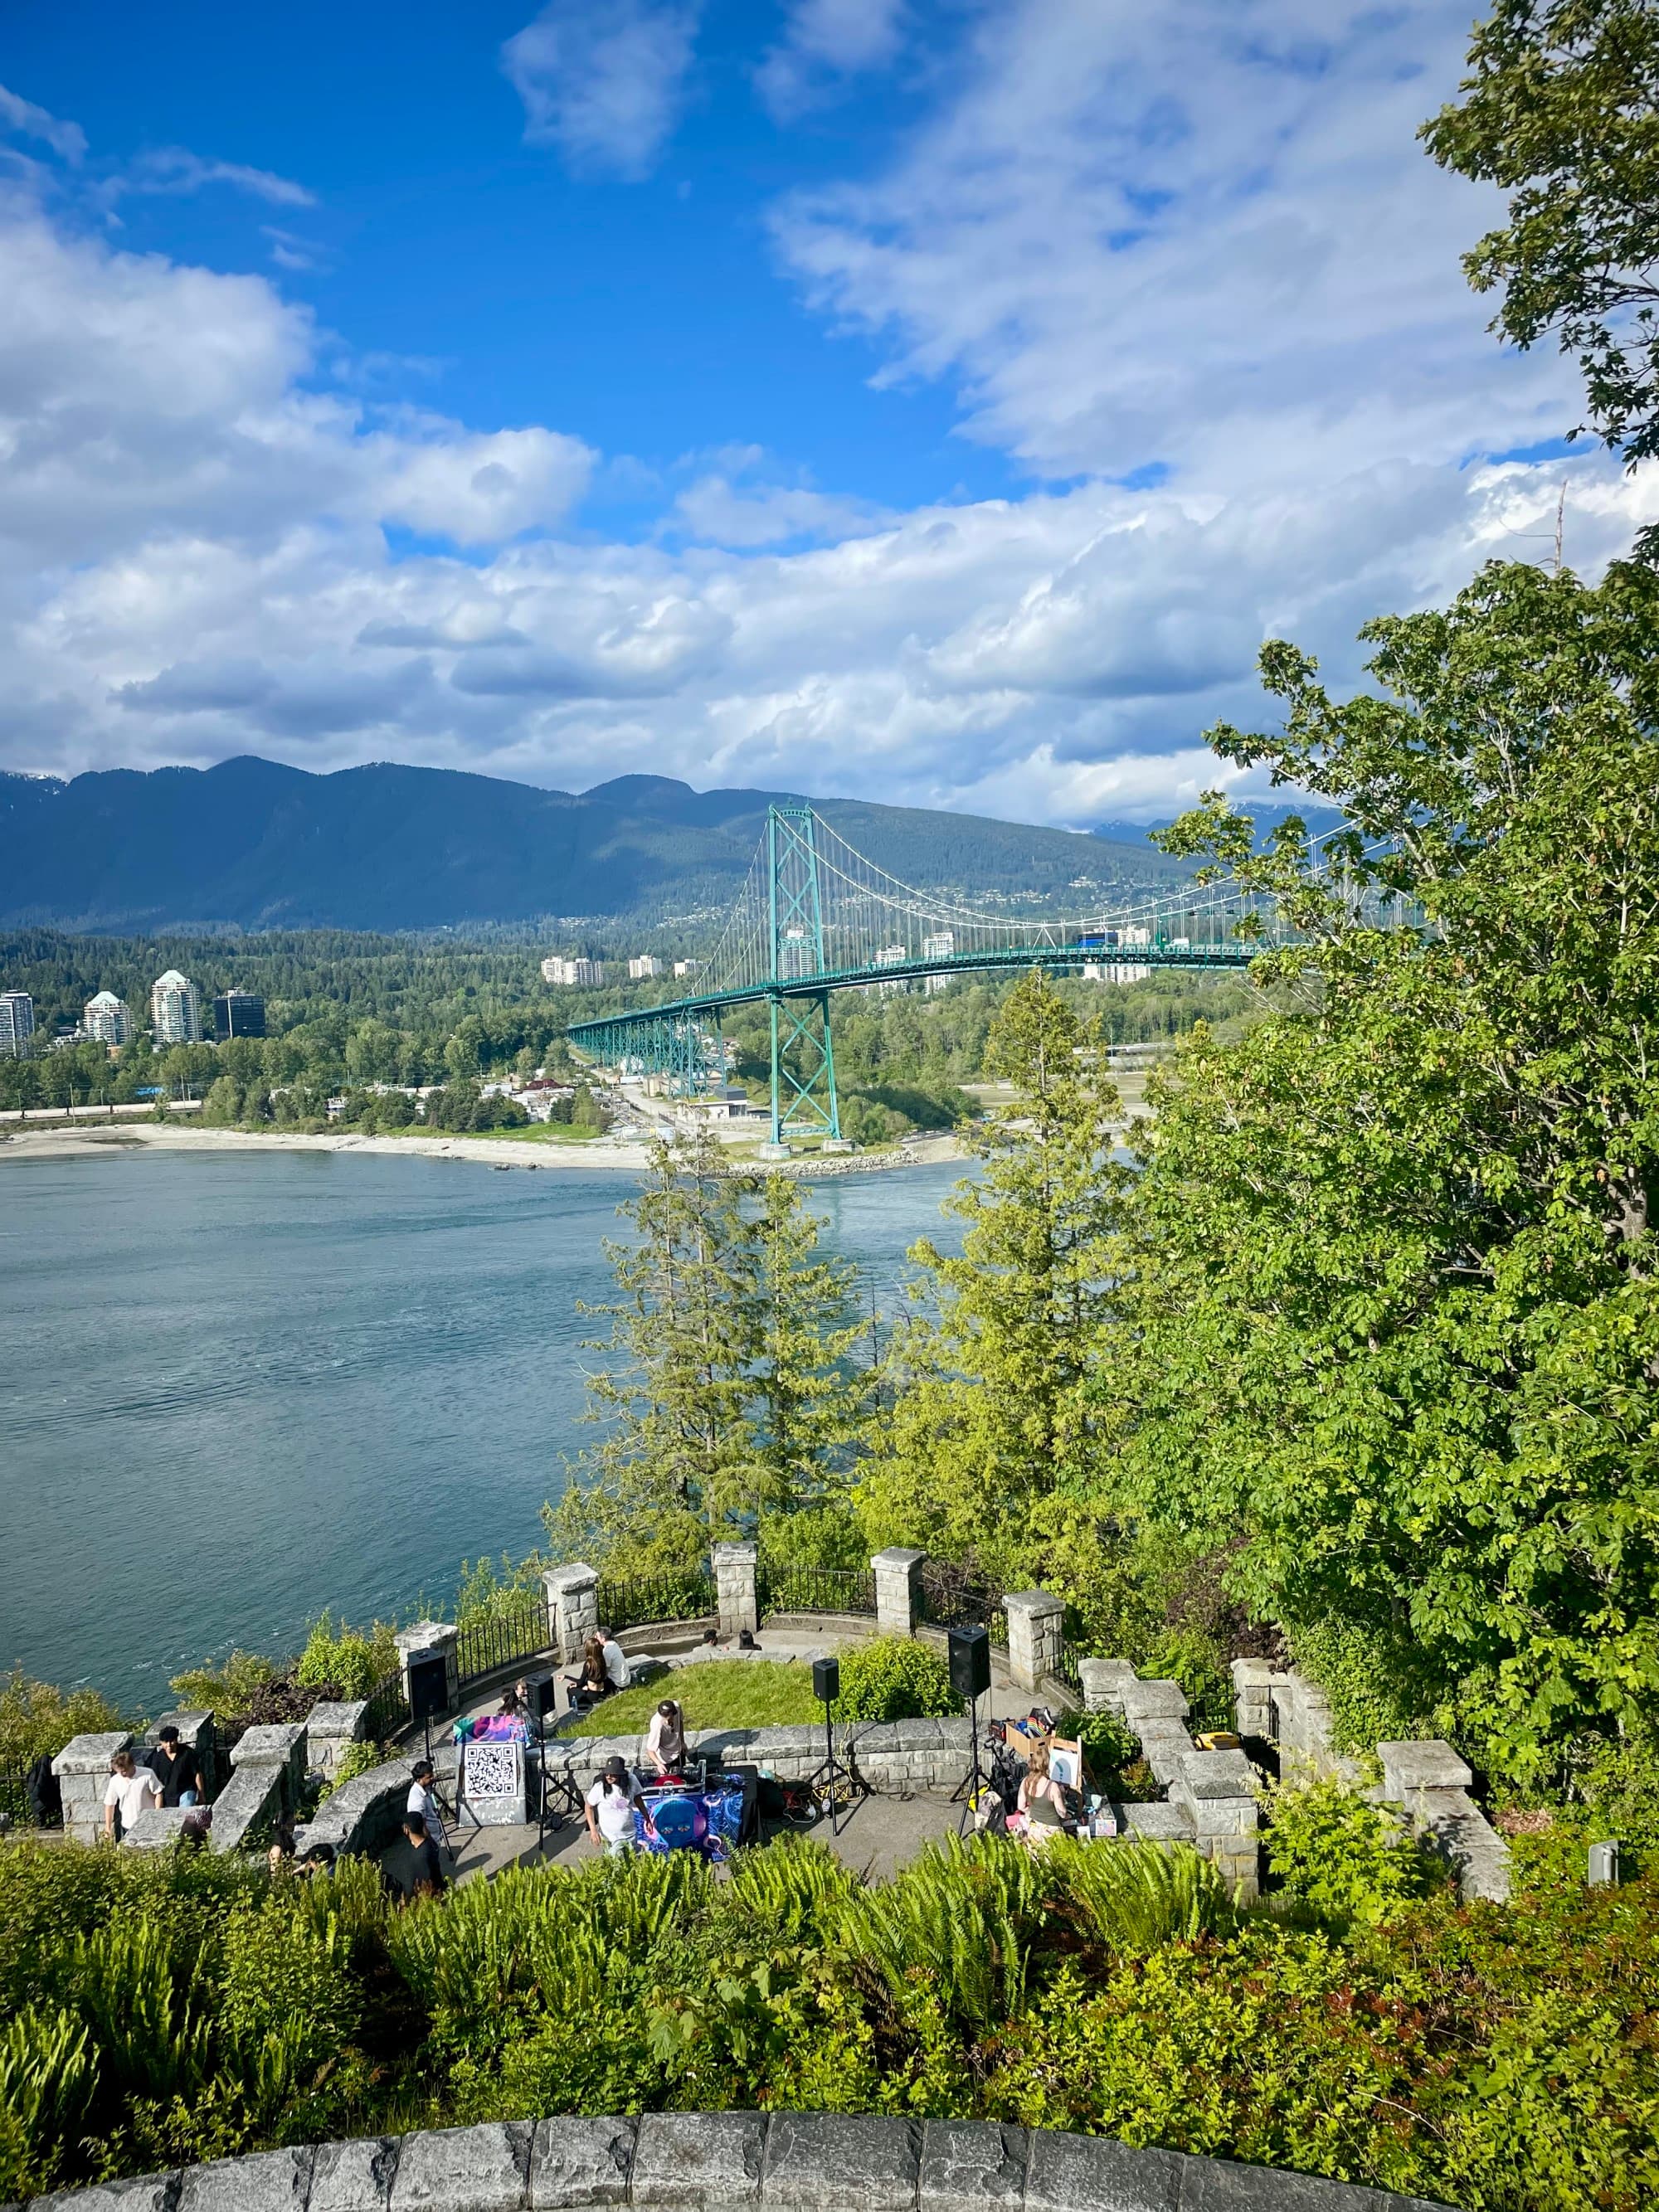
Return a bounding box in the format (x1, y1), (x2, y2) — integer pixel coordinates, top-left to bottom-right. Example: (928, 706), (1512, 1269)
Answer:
(947, 1625), (991, 1703)
(812, 1655), (840, 1704)
(407, 1651), (450, 1723)
(522, 1672), (557, 1722)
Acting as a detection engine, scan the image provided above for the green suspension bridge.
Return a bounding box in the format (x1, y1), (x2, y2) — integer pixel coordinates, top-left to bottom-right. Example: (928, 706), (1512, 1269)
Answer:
(567, 803), (1367, 1146)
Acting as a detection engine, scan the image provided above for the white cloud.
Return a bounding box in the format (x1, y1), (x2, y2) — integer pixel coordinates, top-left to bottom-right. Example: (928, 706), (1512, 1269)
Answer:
(261, 226), (326, 273)
(757, 0), (905, 119)
(771, 0), (1573, 491)
(503, 0), (700, 179)
(107, 146), (315, 208)
(2, 12), (1657, 835)
(0, 81), (87, 164)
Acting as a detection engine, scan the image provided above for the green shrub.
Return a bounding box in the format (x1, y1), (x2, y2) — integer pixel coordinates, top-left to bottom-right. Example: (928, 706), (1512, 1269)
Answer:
(1287, 1619), (1443, 1757)
(317, 1739), (387, 1801)
(1054, 1704), (1141, 1777)
(831, 1636), (961, 1723)
(0, 1670), (125, 1773)
(1266, 1779), (1446, 1930)
(1141, 1628), (1234, 1734)
(294, 1616), (394, 1700)
(1047, 1837), (1233, 1955)
(168, 1651), (279, 1720)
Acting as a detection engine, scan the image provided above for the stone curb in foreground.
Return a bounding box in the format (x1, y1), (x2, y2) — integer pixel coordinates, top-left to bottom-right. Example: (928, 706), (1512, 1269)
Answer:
(24, 2111), (1452, 2212)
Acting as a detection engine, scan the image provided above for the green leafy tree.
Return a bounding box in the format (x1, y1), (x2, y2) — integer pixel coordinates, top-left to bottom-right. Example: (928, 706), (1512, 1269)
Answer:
(1423, 0), (1659, 509)
(1129, 559), (1659, 1780)
(859, 971), (1128, 1580)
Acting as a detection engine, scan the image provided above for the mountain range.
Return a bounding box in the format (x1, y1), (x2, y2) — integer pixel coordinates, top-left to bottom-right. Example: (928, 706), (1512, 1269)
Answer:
(0, 756), (1194, 935)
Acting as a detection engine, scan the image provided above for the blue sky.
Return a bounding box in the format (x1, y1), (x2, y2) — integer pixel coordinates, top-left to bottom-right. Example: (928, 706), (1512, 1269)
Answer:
(0, 0), (1650, 825)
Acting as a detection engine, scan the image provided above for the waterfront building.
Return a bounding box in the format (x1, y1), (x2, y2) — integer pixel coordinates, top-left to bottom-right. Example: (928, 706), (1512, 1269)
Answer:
(212, 989), (266, 1041)
(84, 991), (131, 1046)
(922, 930), (955, 995)
(0, 990), (35, 1057)
(873, 944), (909, 998)
(541, 955), (602, 986)
(150, 970), (202, 1043)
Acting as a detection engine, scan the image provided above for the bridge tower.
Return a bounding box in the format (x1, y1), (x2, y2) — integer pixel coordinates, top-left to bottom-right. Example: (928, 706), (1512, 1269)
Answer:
(766, 805), (841, 1145)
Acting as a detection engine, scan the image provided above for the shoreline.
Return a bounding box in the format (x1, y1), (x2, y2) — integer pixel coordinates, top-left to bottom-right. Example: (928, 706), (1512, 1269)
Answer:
(0, 1119), (968, 1178)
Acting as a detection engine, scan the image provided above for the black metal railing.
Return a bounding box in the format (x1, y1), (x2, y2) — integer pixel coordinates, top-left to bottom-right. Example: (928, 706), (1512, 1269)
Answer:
(917, 1563), (1008, 1650)
(595, 1571), (718, 1632)
(455, 1594), (552, 1689)
(758, 1563), (877, 1617)
(0, 1762), (43, 1830)
(1053, 1637), (1082, 1697)
(362, 1668), (411, 1746)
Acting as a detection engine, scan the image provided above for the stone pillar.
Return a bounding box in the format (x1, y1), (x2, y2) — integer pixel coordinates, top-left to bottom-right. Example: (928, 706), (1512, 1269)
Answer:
(1004, 1588), (1064, 1693)
(306, 1699), (371, 1779)
(1078, 1657), (1138, 1713)
(872, 1548), (925, 1640)
(713, 1542), (759, 1639)
(394, 1621), (460, 1715)
(230, 1722), (309, 1816)
(1229, 1659), (1281, 1742)
(51, 1730), (133, 1845)
(542, 1564), (600, 1664)
(148, 1708), (221, 1799)
(1170, 1747), (1261, 1903)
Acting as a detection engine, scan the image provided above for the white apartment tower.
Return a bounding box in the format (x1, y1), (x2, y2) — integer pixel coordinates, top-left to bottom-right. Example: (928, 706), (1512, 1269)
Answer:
(0, 990), (34, 1058)
(628, 954), (662, 980)
(541, 955), (602, 987)
(84, 991), (132, 1046)
(150, 970), (202, 1043)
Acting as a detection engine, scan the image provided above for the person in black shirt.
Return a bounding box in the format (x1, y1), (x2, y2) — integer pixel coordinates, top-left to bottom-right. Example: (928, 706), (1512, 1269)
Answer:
(145, 1726), (202, 1806)
(401, 1810), (445, 1898)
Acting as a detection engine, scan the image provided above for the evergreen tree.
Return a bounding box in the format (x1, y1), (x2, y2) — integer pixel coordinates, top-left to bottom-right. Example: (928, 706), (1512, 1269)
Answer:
(858, 970), (1130, 1578)
(751, 1170), (866, 1519)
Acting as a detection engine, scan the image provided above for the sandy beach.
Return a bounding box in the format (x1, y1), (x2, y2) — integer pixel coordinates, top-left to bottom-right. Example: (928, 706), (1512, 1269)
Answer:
(0, 1117), (966, 1177)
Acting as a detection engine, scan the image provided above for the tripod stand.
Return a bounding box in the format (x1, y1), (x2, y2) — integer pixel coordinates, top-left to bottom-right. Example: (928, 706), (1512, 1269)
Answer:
(951, 1689), (988, 1835)
(801, 1698), (868, 1835)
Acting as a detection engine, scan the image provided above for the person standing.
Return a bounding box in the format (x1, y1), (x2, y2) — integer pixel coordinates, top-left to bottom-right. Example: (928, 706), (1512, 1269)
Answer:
(584, 1755), (642, 1856)
(400, 1810), (446, 1897)
(406, 1757), (442, 1836)
(145, 1725), (201, 1807)
(642, 1699), (688, 1776)
(102, 1749), (162, 1842)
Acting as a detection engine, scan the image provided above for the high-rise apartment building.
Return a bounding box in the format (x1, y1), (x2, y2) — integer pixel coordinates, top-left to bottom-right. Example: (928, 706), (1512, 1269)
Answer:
(672, 959), (702, 980)
(150, 970), (202, 1043)
(922, 931), (955, 996)
(0, 990), (35, 1058)
(84, 991), (131, 1046)
(212, 989), (266, 1041)
(627, 954), (662, 980)
(541, 955), (602, 987)
(872, 944), (910, 998)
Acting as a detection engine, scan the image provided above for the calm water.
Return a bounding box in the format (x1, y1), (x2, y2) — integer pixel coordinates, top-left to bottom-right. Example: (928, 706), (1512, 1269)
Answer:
(0, 1147), (968, 1708)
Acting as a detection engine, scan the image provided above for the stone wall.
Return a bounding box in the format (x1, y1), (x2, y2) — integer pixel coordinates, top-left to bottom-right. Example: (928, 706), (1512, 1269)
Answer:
(296, 1755), (419, 1860)
(31, 2109), (1450, 2212)
(1228, 1663), (1512, 1905)
(553, 1719), (972, 1796)
(1077, 1660), (1260, 1901)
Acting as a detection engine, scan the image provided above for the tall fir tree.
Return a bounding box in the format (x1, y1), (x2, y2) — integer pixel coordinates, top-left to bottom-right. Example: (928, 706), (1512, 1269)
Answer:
(857, 970), (1130, 1580)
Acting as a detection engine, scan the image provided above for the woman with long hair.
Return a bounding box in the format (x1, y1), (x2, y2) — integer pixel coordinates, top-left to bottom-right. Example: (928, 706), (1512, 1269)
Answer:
(1017, 1742), (1069, 1848)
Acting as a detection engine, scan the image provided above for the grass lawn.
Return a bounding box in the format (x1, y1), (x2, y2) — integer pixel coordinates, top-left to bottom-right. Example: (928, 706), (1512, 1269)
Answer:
(565, 1659), (822, 1737)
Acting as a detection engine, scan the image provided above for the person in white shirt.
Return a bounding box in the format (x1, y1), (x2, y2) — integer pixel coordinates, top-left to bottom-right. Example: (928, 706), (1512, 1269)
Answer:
(406, 1758), (443, 1844)
(598, 1629), (630, 1693)
(584, 1755), (642, 1855)
(103, 1750), (163, 1842)
(642, 1699), (688, 1776)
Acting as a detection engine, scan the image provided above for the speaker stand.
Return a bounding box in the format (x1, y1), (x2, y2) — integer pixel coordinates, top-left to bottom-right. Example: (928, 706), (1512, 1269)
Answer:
(952, 1689), (988, 1834)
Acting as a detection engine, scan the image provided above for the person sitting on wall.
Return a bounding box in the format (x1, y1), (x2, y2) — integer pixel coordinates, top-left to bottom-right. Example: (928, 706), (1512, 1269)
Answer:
(585, 1754), (644, 1857)
(102, 1748), (162, 1844)
(599, 1626), (630, 1693)
(565, 1634), (610, 1709)
(642, 1698), (688, 1777)
(1016, 1743), (1069, 1849)
(145, 1724), (202, 1807)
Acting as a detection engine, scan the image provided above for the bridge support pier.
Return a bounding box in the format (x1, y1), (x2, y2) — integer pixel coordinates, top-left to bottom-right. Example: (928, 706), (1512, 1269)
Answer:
(769, 988), (840, 1146)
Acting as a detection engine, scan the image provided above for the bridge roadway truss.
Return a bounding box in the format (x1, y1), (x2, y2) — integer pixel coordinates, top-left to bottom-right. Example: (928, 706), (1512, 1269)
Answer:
(566, 804), (1358, 1147)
